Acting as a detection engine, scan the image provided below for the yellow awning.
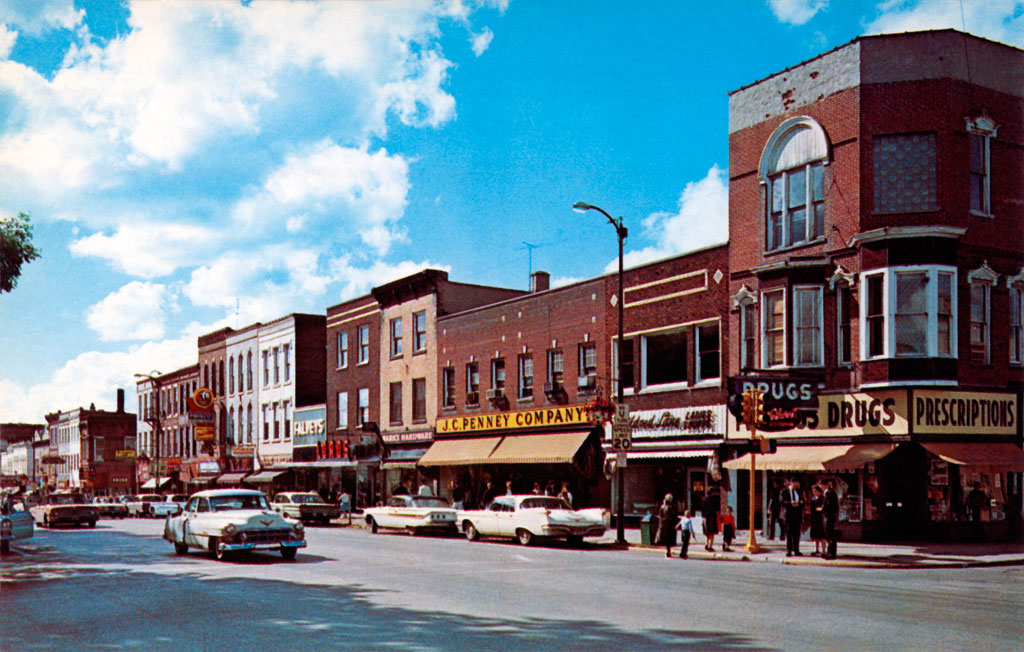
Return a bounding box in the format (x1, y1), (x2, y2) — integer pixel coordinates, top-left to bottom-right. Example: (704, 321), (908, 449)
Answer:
(920, 442), (1024, 472)
(486, 431), (592, 465)
(417, 437), (503, 467)
(722, 444), (894, 472)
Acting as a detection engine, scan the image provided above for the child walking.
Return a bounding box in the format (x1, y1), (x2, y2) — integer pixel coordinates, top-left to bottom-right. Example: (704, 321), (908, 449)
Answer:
(719, 506), (736, 551)
(676, 509), (697, 559)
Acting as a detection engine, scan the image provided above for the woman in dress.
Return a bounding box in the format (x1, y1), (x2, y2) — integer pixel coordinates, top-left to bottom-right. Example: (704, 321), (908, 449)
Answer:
(809, 484), (826, 555)
(657, 493), (679, 558)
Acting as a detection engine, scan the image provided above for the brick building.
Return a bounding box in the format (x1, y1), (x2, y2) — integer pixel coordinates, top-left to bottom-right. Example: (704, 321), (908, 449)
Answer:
(373, 269), (523, 499)
(135, 364), (198, 491)
(323, 294), (381, 508)
(222, 323), (262, 485)
(723, 30), (1023, 541)
(43, 391), (136, 495)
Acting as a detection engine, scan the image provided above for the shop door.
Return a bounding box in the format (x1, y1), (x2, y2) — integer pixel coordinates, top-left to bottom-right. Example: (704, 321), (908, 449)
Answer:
(878, 445), (928, 541)
(687, 469), (707, 514)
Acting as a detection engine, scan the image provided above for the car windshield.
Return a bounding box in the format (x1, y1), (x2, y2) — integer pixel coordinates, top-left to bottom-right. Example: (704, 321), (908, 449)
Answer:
(411, 497), (450, 508)
(169, 495), (187, 502)
(52, 494), (86, 505)
(210, 494), (270, 511)
(520, 497), (571, 510)
(290, 494), (322, 504)
(140, 495), (162, 502)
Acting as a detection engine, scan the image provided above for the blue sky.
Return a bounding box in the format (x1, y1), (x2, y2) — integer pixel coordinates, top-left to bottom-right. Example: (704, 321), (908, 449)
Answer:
(1, 0), (1022, 422)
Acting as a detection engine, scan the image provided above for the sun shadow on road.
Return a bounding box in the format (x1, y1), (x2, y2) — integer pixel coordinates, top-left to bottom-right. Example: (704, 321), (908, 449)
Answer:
(3, 565), (775, 651)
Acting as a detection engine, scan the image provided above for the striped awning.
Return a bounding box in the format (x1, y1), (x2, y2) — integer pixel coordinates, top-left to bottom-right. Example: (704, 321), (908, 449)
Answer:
(485, 431), (591, 465)
(417, 437), (503, 467)
(722, 444), (895, 472)
(920, 442), (1024, 472)
(243, 470), (288, 483)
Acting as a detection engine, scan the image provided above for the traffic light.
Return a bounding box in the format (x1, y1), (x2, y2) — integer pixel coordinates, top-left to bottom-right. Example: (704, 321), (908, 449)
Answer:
(741, 388), (764, 433)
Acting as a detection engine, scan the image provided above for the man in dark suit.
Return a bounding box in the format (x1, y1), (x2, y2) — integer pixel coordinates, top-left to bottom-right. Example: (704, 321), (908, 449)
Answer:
(823, 480), (839, 559)
(783, 479), (804, 556)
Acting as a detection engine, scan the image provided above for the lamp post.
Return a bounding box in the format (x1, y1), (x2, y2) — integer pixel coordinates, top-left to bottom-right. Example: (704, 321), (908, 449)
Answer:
(134, 371), (163, 485)
(573, 201), (628, 545)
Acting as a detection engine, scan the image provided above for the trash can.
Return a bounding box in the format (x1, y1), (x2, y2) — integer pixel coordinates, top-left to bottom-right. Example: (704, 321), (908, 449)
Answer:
(640, 514), (655, 546)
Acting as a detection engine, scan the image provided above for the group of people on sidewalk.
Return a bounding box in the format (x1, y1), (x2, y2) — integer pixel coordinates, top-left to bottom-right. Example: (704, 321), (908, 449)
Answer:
(655, 485), (737, 559)
(767, 478), (840, 558)
(654, 478), (840, 559)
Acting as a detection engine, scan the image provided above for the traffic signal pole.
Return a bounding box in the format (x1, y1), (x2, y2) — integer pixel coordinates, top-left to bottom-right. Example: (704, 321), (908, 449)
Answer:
(742, 388), (763, 554)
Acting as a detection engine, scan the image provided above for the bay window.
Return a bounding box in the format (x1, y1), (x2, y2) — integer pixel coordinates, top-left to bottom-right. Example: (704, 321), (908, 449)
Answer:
(793, 286), (823, 366)
(859, 266), (957, 360)
(762, 290), (785, 368)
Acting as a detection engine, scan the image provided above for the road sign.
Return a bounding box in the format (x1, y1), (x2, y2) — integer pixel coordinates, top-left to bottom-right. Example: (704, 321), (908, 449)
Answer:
(611, 403), (631, 450)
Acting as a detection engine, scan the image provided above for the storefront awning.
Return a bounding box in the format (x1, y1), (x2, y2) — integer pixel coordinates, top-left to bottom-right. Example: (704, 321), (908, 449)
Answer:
(140, 477), (172, 489)
(189, 475), (218, 485)
(244, 470), (288, 483)
(486, 431), (591, 465)
(216, 472), (249, 485)
(417, 437), (503, 467)
(282, 460), (358, 468)
(626, 449), (715, 460)
(920, 442), (1024, 472)
(722, 444), (895, 472)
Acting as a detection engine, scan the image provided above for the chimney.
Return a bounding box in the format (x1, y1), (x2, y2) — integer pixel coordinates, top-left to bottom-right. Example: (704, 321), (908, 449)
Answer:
(117, 388), (125, 413)
(530, 271), (550, 293)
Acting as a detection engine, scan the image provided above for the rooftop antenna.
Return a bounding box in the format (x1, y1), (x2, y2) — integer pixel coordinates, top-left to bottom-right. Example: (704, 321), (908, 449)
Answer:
(522, 241), (539, 280)
(235, 299), (240, 329)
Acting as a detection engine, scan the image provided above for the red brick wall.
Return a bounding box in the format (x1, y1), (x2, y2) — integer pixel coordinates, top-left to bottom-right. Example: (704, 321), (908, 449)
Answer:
(326, 297), (380, 442)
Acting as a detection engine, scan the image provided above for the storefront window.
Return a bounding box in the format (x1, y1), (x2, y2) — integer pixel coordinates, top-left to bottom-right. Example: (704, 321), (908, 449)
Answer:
(642, 329), (687, 388)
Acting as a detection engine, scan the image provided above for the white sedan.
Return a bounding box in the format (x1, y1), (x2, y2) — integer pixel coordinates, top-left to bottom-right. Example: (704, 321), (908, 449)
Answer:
(163, 489), (305, 561)
(363, 495), (458, 535)
(458, 495), (608, 546)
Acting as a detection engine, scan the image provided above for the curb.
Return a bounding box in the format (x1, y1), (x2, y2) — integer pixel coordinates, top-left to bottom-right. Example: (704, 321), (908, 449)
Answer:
(623, 543), (1024, 569)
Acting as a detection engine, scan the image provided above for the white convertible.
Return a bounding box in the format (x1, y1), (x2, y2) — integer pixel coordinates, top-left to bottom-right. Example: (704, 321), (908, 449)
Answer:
(458, 495), (608, 546)
(363, 495), (458, 535)
(163, 489), (306, 561)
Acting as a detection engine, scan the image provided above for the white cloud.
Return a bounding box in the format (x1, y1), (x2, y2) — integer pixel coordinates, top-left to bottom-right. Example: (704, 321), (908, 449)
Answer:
(551, 276), (585, 288)
(609, 164), (729, 272)
(69, 221), (222, 278)
(234, 141), (411, 255)
(328, 256), (450, 301)
(0, 0), (84, 36)
(86, 281), (176, 342)
(768, 0), (829, 25)
(0, 25), (16, 59)
(867, 0), (1024, 47)
(471, 27), (494, 56)
(0, 335), (197, 423)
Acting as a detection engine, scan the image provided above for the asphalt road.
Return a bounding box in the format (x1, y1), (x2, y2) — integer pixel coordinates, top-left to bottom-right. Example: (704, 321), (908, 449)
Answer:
(2, 519), (1022, 651)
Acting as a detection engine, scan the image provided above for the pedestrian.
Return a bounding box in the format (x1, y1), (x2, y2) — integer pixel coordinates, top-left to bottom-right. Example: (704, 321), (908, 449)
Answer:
(783, 479), (804, 556)
(545, 481), (556, 496)
(482, 480), (499, 505)
(418, 479), (432, 496)
(823, 480), (839, 559)
(766, 481), (782, 540)
(393, 482), (409, 496)
(809, 484), (826, 556)
(719, 505), (736, 551)
(452, 484), (465, 510)
(702, 484), (721, 551)
(676, 509), (697, 558)
(329, 485), (339, 504)
(966, 481), (988, 541)
(505, 479), (514, 496)
(531, 481), (542, 495)
(559, 481), (574, 508)
(657, 493), (678, 558)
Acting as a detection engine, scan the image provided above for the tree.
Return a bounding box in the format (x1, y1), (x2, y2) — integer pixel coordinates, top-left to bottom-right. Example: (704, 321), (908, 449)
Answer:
(1, 212), (41, 294)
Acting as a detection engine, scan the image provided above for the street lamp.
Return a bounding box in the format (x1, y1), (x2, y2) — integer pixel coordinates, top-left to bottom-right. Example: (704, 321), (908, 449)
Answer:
(573, 201), (628, 545)
(134, 371), (163, 486)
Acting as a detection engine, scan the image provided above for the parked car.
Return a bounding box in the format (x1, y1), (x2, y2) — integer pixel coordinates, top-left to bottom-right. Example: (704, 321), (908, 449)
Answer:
(92, 496), (129, 519)
(164, 494), (189, 515)
(363, 495), (458, 535)
(29, 492), (99, 528)
(271, 492), (342, 525)
(1, 495), (34, 553)
(163, 489), (305, 561)
(457, 495), (608, 546)
(125, 494), (179, 518)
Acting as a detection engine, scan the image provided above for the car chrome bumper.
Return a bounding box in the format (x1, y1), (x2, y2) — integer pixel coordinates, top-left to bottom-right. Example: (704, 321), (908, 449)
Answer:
(222, 540), (307, 551)
(541, 525), (605, 537)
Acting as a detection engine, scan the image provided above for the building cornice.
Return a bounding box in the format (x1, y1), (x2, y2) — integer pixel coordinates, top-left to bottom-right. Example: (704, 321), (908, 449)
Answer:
(848, 226), (966, 248)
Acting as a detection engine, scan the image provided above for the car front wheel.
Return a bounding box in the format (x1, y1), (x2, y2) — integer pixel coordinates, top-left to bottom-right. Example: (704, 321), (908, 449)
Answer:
(280, 547), (297, 561)
(174, 541), (188, 555)
(517, 529), (533, 546)
(210, 537), (229, 561)
(368, 517), (378, 534)
(566, 535), (583, 547)
(464, 522), (479, 541)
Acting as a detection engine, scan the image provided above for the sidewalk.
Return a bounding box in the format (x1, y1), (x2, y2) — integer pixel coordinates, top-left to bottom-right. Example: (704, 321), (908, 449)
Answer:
(599, 527), (1024, 568)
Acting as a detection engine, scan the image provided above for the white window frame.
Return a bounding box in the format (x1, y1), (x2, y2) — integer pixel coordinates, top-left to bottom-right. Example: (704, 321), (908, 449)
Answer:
(358, 325), (370, 365)
(694, 320), (721, 384)
(792, 286), (824, 367)
(491, 358), (506, 391)
(337, 391), (348, 429)
(761, 288), (787, 369)
(1009, 276), (1023, 365)
(338, 331), (349, 369)
(357, 388), (370, 426)
(442, 368), (456, 408)
(859, 266), (959, 360)
(283, 343), (290, 382)
(966, 116), (997, 218)
(390, 317), (403, 358)
(836, 284), (853, 366)
(518, 354), (533, 399)
(413, 311), (427, 353)
(969, 280), (992, 365)
(735, 290), (757, 371)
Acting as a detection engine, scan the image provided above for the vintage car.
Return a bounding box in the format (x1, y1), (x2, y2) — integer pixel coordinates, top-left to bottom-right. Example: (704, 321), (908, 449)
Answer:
(163, 489), (305, 561)
(1, 495), (34, 554)
(30, 492), (99, 528)
(125, 493), (180, 518)
(458, 495), (608, 546)
(363, 495), (458, 535)
(271, 492), (342, 525)
(164, 494), (189, 515)
(92, 496), (129, 518)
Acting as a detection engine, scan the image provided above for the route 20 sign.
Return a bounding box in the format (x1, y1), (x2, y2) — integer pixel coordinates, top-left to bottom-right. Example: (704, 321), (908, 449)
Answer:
(611, 403), (631, 450)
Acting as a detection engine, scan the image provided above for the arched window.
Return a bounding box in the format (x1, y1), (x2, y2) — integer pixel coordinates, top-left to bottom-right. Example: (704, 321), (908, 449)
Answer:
(246, 403), (253, 443)
(760, 116), (829, 251)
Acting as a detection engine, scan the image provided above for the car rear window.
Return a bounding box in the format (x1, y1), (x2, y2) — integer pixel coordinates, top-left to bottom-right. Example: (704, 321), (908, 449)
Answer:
(520, 497), (570, 510)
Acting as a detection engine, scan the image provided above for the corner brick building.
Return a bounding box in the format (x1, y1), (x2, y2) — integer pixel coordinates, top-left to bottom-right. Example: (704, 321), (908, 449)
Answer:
(723, 30), (1023, 541)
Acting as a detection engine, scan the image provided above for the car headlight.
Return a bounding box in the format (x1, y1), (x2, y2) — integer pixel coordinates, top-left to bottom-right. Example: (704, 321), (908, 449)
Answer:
(292, 521), (304, 533)
(223, 524), (237, 536)
(1, 518), (11, 532)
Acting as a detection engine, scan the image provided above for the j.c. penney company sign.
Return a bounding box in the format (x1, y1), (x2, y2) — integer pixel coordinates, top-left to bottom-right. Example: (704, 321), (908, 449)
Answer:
(437, 405), (590, 434)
